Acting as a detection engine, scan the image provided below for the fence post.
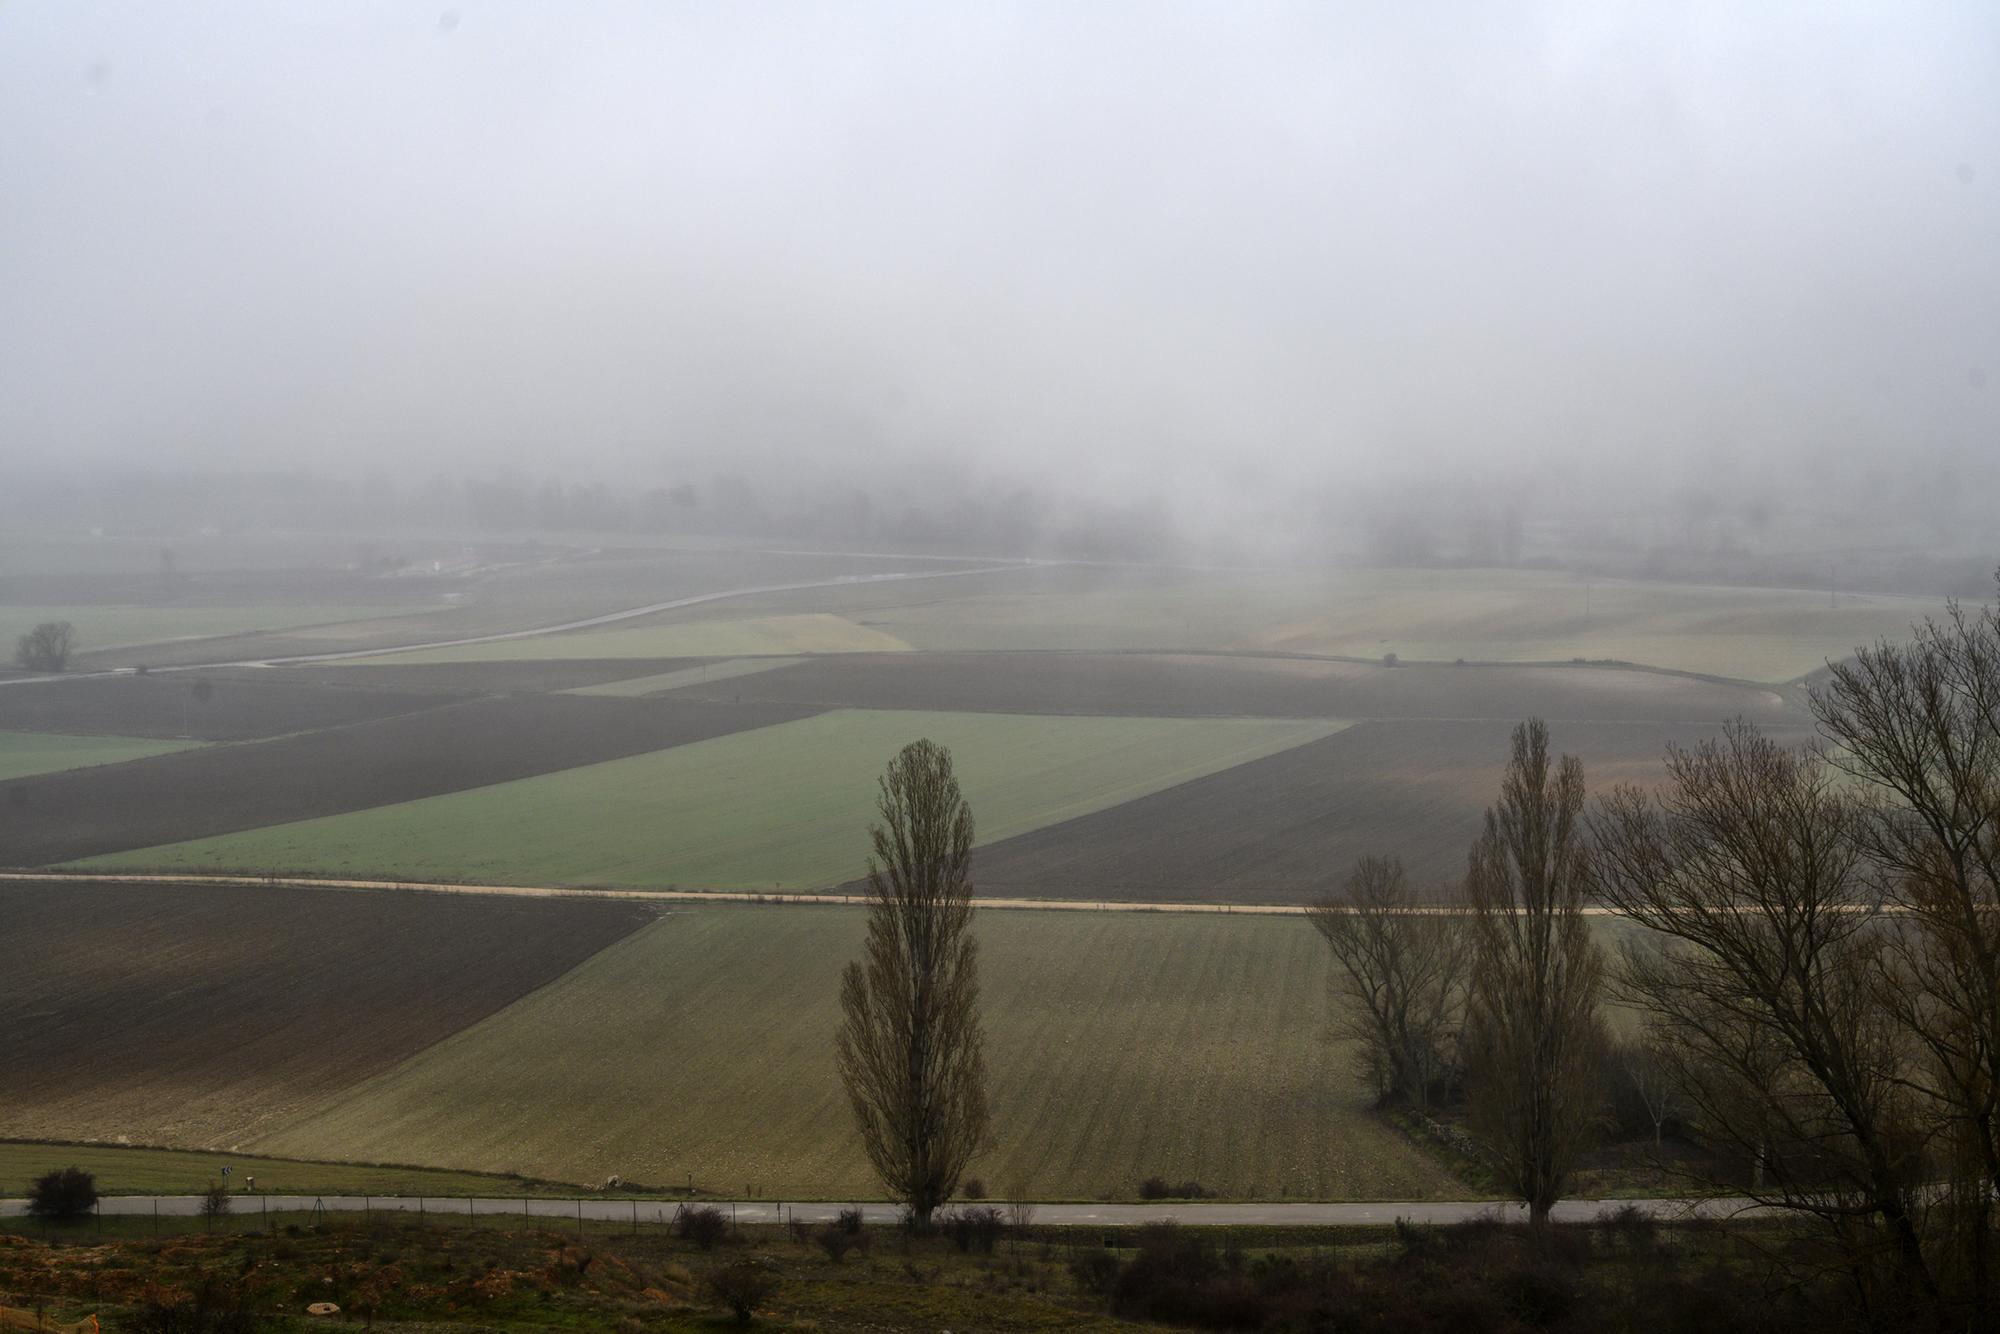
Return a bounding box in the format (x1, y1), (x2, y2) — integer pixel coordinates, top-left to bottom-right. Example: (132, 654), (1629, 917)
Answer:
(576, 1198), (583, 1238)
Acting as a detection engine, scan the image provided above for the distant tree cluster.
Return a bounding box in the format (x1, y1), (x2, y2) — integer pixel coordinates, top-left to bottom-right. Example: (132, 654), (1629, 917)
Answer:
(15, 619), (76, 672)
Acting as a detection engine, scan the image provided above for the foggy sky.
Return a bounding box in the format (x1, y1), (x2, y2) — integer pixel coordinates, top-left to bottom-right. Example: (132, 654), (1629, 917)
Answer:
(4, 2), (1997, 526)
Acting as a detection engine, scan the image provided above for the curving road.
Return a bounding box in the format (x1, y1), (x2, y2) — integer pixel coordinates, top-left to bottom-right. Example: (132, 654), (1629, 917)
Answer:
(0, 559), (1035, 685)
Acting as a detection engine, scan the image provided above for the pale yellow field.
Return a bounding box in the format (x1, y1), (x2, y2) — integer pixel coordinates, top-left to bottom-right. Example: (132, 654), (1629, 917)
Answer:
(852, 569), (1933, 682)
(254, 904), (1463, 1201)
(351, 613), (910, 663)
(563, 657), (804, 697)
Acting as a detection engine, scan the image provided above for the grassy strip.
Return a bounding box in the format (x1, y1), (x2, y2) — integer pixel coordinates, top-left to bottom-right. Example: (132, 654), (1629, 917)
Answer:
(0, 730), (198, 781)
(0, 1141), (605, 1199)
(83, 710), (1342, 888)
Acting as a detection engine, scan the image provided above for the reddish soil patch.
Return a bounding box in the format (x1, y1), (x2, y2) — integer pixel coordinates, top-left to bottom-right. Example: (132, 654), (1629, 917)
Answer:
(964, 719), (1815, 902)
(0, 674), (453, 740)
(0, 695), (821, 867)
(0, 878), (651, 1145)
(680, 652), (1796, 724)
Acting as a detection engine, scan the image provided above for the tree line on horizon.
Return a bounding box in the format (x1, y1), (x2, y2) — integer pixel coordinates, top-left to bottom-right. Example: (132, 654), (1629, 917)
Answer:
(834, 573), (2000, 1333)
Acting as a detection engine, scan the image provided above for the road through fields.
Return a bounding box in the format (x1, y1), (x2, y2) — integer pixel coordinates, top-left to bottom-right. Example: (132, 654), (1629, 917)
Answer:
(0, 869), (1458, 915)
(0, 1194), (1762, 1226)
(0, 560), (1036, 684)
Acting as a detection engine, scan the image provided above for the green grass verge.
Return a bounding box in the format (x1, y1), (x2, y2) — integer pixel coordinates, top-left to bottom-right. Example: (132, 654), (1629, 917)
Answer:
(0, 1141), (591, 1198)
(0, 729), (199, 780)
(561, 657), (803, 697)
(81, 710), (1343, 889)
(249, 904), (1462, 1202)
(0, 605), (424, 656)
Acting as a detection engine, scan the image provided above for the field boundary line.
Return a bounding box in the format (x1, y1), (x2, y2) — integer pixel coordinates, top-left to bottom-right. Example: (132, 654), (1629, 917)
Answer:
(0, 869), (1683, 916)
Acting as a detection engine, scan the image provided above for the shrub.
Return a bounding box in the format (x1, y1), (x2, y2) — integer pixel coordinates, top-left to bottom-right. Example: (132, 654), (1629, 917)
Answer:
(1382, 651), (1400, 668)
(1597, 1203), (1660, 1254)
(834, 1206), (865, 1234)
(815, 1222), (867, 1264)
(676, 1204), (728, 1250)
(1138, 1177), (1211, 1200)
(1070, 1247), (1121, 1297)
(198, 1183), (231, 1222)
(1110, 1225), (1266, 1327)
(25, 1167), (98, 1221)
(941, 1205), (1006, 1253)
(707, 1260), (778, 1325)
(1496, 1262), (1579, 1328)
(961, 1177), (987, 1200)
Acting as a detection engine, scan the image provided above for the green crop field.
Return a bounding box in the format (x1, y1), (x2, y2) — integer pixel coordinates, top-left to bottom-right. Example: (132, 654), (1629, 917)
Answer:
(563, 656), (803, 697)
(0, 730), (198, 781)
(252, 904), (1463, 1202)
(843, 568), (1932, 682)
(353, 613), (911, 664)
(0, 605), (427, 656)
(82, 710), (1341, 888)
(0, 1141), (588, 1199)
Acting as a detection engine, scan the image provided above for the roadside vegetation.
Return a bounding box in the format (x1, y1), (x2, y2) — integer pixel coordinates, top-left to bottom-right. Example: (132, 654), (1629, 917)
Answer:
(0, 1207), (1906, 1333)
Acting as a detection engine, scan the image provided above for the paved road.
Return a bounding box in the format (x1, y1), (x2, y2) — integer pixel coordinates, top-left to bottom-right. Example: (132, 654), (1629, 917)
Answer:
(2, 869), (1670, 918)
(0, 1195), (1760, 1226)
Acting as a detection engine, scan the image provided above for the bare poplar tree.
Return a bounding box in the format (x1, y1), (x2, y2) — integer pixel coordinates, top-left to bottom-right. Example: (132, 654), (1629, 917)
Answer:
(1591, 724), (1940, 1326)
(835, 738), (989, 1229)
(1462, 718), (1607, 1234)
(1306, 855), (1469, 1112)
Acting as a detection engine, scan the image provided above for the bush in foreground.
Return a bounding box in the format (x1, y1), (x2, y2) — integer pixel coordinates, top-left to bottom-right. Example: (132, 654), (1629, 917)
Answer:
(26, 1167), (98, 1221)
(708, 1259), (779, 1325)
(940, 1205), (1007, 1253)
(677, 1204), (728, 1251)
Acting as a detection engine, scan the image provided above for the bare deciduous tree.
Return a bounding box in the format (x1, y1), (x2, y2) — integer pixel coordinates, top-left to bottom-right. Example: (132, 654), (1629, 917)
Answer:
(15, 620), (76, 673)
(1306, 855), (1468, 1112)
(1462, 718), (1607, 1235)
(1614, 1037), (1676, 1155)
(835, 738), (989, 1230)
(1814, 585), (2000, 1320)
(1591, 723), (1941, 1327)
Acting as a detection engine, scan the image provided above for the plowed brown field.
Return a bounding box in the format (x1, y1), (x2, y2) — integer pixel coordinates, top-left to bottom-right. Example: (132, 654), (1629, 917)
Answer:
(0, 878), (651, 1146)
(965, 718), (1815, 900)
